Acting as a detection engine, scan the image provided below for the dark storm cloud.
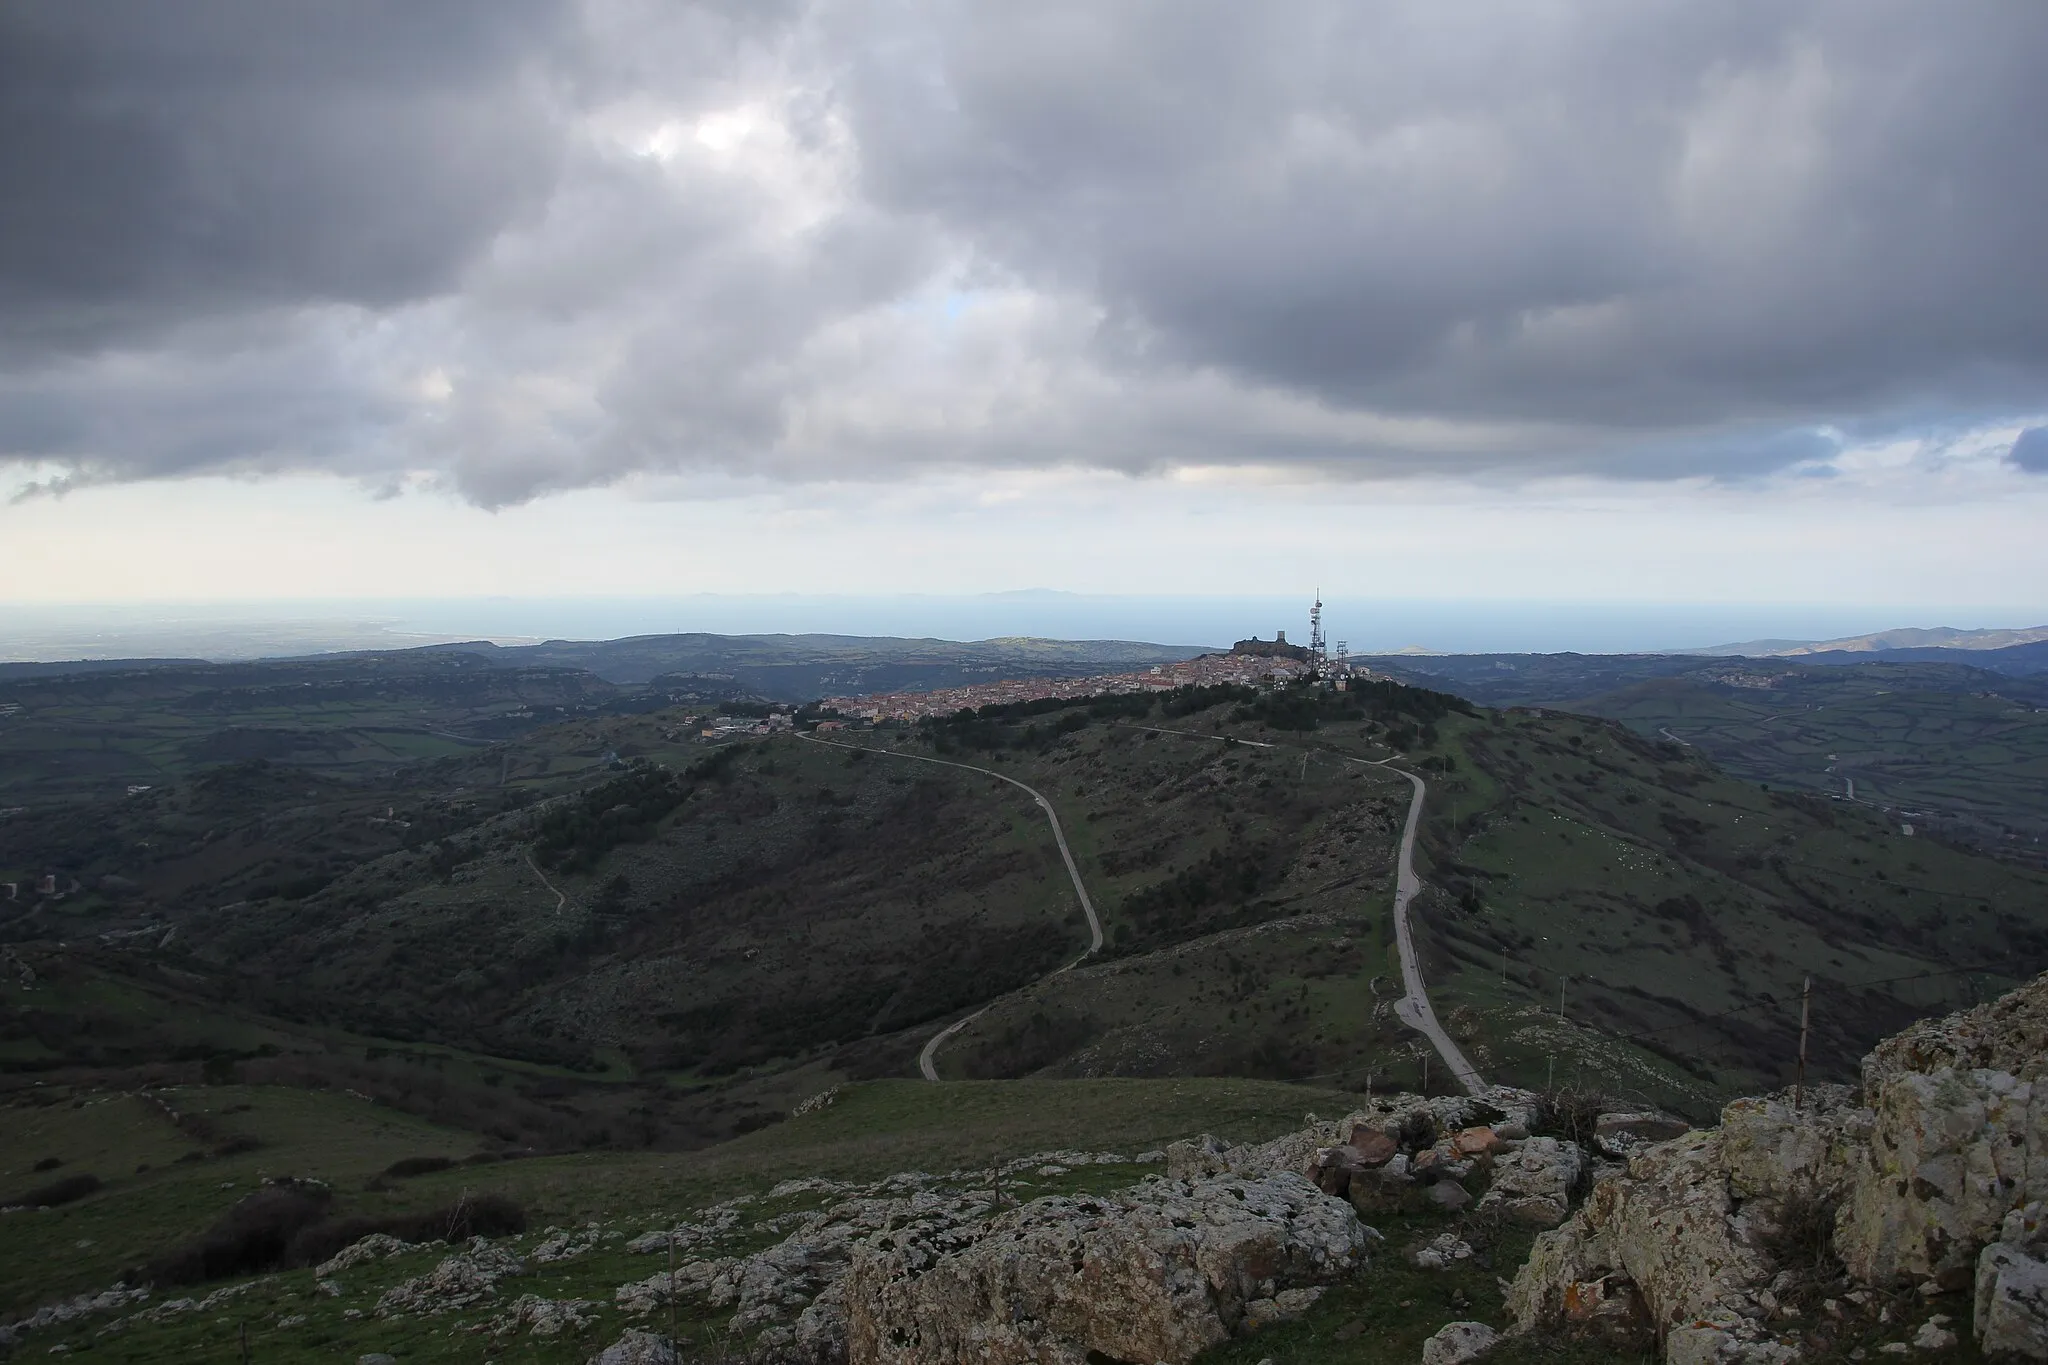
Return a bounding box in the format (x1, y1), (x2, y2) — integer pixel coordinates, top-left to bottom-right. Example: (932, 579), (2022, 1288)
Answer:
(2010, 428), (2048, 475)
(1, 0), (2046, 501)
(839, 1), (2048, 433)
(0, 1), (575, 355)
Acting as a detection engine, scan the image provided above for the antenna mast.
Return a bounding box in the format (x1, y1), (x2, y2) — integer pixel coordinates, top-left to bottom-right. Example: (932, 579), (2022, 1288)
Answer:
(1308, 589), (1327, 676)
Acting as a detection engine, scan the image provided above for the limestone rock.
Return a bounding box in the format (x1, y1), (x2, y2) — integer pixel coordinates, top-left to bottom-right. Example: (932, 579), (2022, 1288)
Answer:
(374, 1243), (524, 1317)
(1836, 1065), (2043, 1287)
(841, 1173), (1372, 1365)
(1454, 1126), (1505, 1157)
(315, 1232), (417, 1278)
(1977, 1203), (2048, 1359)
(1420, 1320), (1499, 1365)
(1718, 1086), (1870, 1203)
(491, 1293), (601, 1337)
(587, 1328), (682, 1365)
(1862, 971), (2048, 1092)
(1429, 1181), (1473, 1212)
(1508, 1130), (1778, 1347)
(1480, 1136), (1583, 1227)
(1413, 1232), (1475, 1270)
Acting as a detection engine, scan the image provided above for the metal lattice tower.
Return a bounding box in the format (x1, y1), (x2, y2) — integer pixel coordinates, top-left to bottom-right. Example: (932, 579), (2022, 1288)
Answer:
(1308, 590), (1327, 673)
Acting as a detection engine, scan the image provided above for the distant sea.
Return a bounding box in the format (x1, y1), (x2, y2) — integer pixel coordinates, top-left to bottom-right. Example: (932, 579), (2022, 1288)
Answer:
(2, 594), (2042, 663)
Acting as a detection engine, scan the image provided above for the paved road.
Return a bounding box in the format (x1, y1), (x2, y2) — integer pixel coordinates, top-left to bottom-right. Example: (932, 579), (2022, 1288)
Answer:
(1118, 721), (1486, 1095)
(1342, 756), (1487, 1096)
(797, 732), (1103, 1080)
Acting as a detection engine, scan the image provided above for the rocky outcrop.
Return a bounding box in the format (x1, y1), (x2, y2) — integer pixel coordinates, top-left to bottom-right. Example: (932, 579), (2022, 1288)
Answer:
(1836, 1063), (2044, 1288)
(839, 1173), (1371, 1365)
(314, 1232), (419, 1278)
(1478, 1135), (1584, 1227)
(1421, 1320), (1499, 1364)
(1977, 1202), (2048, 1359)
(1510, 970), (2048, 1363)
(375, 1240), (526, 1318)
(588, 1329), (682, 1365)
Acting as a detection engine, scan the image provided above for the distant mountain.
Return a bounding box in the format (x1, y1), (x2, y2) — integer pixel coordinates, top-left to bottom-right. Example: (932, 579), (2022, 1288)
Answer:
(1792, 638), (2048, 676)
(1691, 623), (2048, 656)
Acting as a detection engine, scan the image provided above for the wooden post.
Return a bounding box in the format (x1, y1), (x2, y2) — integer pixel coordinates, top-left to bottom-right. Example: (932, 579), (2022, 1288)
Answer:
(1794, 975), (1812, 1110)
(1557, 974), (1567, 1020)
(667, 1221), (679, 1347)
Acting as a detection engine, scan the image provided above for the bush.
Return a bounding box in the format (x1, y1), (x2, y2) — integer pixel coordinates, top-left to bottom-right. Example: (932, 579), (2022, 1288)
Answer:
(151, 1182), (525, 1285)
(282, 1193), (527, 1271)
(382, 1155), (456, 1178)
(11, 1172), (101, 1208)
(149, 1180), (334, 1285)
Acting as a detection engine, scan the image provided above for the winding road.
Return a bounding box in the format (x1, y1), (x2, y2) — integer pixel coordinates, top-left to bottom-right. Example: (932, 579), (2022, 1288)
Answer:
(1342, 756), (1487, 1095)
(797, 732), (1103, 1080)
(796, 726), (1483, 1094)
(525, 852), (568, 916)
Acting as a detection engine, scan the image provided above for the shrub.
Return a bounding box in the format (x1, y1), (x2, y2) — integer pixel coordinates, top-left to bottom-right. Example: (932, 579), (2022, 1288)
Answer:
(383, 1155), (456, 1178)
(149, 1179), (333, 1285)
(282, 1193), (527, 1271)
(11, 1173), (101, 1208)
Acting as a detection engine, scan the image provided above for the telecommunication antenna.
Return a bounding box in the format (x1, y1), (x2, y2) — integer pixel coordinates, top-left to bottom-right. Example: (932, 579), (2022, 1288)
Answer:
(1308, 590), (1328, 674)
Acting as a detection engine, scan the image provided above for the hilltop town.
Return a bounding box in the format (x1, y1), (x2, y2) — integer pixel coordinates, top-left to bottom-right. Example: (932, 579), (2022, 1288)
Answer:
(818, 632), (1338, 721)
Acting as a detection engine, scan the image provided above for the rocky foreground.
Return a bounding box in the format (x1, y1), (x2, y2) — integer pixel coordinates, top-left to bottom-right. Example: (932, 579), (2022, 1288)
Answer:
(587, 972), (2046, 1363)
(5, 974), (2045, 1363)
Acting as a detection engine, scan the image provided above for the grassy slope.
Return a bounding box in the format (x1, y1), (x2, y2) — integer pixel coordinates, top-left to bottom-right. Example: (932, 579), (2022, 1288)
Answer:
(1409, 707), (2048, 1116)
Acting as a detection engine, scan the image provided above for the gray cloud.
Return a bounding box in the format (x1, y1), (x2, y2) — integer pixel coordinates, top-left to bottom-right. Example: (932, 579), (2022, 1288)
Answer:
(2, 0), (2046, 502)
(2011, 427), (2048, 474)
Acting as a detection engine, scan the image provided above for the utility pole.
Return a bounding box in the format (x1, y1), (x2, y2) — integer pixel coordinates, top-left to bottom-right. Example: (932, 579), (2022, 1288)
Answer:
(1794, 975), (1812, 1110)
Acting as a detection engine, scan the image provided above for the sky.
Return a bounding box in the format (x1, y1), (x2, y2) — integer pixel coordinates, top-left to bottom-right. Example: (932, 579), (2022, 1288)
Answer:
(3, 1), (2047, 628)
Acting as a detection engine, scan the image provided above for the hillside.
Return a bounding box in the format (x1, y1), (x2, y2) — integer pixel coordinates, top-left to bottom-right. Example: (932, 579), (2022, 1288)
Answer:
(1362, 651), (2048, 853)
(6, 660), (2048, 1357)
(6, 667), (2044, 1139)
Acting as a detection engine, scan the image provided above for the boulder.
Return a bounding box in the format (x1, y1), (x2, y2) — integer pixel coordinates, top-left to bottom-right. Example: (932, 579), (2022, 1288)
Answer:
(1836, 1065), (2043, 1287)
(1508, 1131), (1776, 1345)
(315, 1232), (417, 1278)
(1412, 1232), (1475, 1270)
(1480, 1136), (1583, 1227)
(375, 1246), (523, 1317)
(1504, 974), (2048, 1365)
(1307, 1144), (1365, 1197)
(1429, 1181), (1472, 1212)
(840, 1173), (1372, 1365)
(586, 1329), (682, 1365)
(1561, 1273), (1652, 1349)
(1718, 1086), (1871, 1203)
(1977, 1203), (2048, 1360)
(1453, 1126), (1505, 1157)
(1421, 1321), (1499, 1365)
(1350, 1128), (1399, 1167)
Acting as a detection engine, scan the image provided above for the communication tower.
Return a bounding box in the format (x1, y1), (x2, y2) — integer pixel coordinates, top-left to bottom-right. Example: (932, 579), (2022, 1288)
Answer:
(1308, 590), (1328, 675)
